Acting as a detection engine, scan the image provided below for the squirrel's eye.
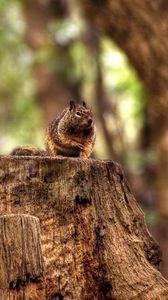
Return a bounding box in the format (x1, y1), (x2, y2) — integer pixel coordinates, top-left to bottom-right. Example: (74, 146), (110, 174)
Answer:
(75, 112), (82, 117)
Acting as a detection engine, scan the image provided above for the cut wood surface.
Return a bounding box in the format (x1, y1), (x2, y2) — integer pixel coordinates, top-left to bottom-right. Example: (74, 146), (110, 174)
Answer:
(0, 214), (44, 299)
(0, 156), (168, 299)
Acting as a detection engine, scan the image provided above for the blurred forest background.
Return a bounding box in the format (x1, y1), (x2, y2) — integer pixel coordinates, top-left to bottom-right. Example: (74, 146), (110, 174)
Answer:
(1, 0), (168, 278)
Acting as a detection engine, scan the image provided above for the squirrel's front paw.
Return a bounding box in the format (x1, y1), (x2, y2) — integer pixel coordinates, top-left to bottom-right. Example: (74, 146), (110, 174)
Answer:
(77, 143), (84, 151)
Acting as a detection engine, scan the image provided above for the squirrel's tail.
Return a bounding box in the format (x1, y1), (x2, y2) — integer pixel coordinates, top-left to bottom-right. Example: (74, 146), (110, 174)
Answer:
(10, 145), (47, 156)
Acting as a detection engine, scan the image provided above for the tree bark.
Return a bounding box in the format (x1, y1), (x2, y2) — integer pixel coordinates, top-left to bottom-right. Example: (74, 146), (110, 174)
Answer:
(0, 156), (167, 299)
(0, 214), (44, 299)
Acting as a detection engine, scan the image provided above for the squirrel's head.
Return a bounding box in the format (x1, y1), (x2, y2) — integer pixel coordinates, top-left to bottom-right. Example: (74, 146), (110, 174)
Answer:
(66, 101), (94, 129)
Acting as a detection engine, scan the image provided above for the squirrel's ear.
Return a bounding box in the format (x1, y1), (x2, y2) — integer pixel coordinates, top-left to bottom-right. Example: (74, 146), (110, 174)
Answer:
(82, 101), (87, 108)
(69, 101), (76, 110)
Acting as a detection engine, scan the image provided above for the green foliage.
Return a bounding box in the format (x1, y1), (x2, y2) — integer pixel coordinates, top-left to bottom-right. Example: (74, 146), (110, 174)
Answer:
(0, 0), (43, 153)
(101, 38), (146, 128)
(145, 210), (161, 226)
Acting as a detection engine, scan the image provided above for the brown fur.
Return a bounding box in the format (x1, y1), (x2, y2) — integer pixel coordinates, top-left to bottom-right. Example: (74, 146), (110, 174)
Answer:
(10, 145), (46, 156)
(46, 101), (96, 157)
(11, 101), (96, 158)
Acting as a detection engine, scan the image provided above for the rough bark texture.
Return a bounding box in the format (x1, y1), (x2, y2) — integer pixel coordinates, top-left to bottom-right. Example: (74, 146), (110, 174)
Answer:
(0, 156), (168, 299)
(0, 214), (44, 299)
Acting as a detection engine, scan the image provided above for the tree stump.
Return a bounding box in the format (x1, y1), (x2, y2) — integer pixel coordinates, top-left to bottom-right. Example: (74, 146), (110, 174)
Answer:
(0, 214), (44, 299)
(0, 156), (168, 299)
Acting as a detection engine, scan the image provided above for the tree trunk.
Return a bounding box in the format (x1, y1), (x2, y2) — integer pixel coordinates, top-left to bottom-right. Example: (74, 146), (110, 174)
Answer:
(22, 0), (82, 124)
(0, 156), (167, 299)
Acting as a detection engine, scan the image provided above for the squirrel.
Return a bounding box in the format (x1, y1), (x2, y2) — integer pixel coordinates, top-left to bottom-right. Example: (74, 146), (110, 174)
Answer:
(11, 101), (96, 158)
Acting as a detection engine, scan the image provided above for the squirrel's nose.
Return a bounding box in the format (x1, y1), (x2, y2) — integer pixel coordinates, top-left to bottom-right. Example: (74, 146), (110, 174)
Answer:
(88, 118), (93, 125)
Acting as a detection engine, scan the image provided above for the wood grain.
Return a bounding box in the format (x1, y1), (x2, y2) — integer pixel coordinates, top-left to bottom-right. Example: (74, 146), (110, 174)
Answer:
(0, 214), (44, 299)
